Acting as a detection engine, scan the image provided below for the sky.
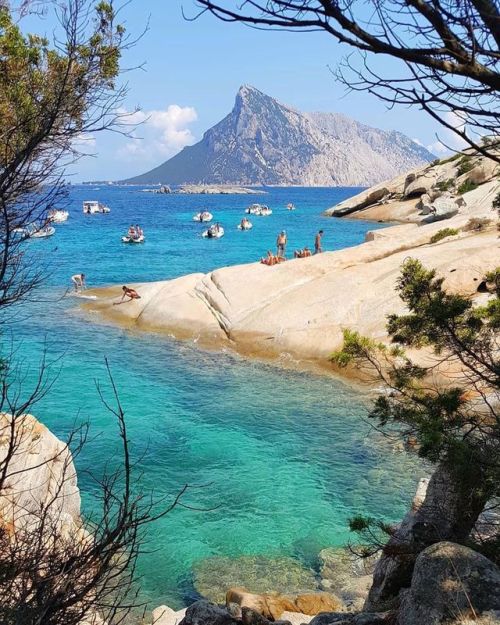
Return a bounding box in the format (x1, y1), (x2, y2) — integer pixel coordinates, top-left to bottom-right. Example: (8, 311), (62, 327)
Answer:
(23, 1), (465, 181)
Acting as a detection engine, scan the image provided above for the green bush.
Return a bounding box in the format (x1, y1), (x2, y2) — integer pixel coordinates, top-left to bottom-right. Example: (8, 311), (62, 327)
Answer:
(457, 179), (479, 195)
(457, 156), (475, 176)
(435, 179), (455, 193)
(430, 158), (441, 167)
(430, 228), (459, 244)
(493, 191), (500, 211)
(439, 153), (462, 164)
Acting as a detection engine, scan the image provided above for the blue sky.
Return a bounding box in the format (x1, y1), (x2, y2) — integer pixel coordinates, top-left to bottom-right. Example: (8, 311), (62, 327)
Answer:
(27, 1), (463, 181)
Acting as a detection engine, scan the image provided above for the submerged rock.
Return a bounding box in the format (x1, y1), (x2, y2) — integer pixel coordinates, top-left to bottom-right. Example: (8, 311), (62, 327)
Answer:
(179, 601), (238, 625)
(318, 548), (377, 610)
(226, 587), (343, 620)
(192, 555), (318, 604)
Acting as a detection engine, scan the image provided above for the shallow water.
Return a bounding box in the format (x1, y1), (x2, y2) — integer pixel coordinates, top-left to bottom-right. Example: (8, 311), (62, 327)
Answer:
(7, 186), (424, 608)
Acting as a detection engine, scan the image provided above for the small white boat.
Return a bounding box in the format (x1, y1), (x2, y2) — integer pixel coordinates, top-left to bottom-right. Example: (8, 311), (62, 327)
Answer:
(29, 225), (55, 239)
(202, 225), (224, 239)
(83, 200), (110, 214)
(122, 234), (145, 244)
(245, 203), (263, 215)
(287, 203), (296, 211)
(238, 220), (253, 230)
(193, 211), (213, 223)
(48, 209), (69, 223)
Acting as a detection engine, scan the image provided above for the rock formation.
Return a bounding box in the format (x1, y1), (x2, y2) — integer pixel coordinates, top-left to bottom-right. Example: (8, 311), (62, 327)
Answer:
(325, 149), (499, 223)
(123, 85), (433, 187)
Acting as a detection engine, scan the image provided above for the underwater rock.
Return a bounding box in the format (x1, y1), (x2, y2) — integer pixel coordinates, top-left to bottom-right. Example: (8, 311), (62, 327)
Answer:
(192, 555), (319, 604)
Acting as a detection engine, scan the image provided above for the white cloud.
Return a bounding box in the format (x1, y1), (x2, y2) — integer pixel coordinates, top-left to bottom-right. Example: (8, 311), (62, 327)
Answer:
(116, 104), (198, 162)
(426, 111), (469, 155)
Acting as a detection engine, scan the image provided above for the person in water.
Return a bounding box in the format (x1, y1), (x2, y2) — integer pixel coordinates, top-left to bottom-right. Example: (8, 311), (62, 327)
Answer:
(314, 230), (324, 254)
(114, 286), (141, 304)
(71, 273), (86, 292)
(276, 230), (287, 258)
(135, 224), (143, 238)
(128, 224), (136, 238)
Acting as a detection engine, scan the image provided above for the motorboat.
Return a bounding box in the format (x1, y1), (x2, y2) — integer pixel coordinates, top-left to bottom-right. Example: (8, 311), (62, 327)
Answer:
(83, 200), (110, 214)
(245, 204), (272, 216)
(238, 220), (253, 230)
(28, 225), (55, 238)
(287, 203), (296, 211)
(259, 205), (272, 216)
(48, 209), (69, 223)
(193, 211), (213, 223)
(245, 204), (263, 215)
(122, 234), (145, 244)
(202, 224), (224, 239)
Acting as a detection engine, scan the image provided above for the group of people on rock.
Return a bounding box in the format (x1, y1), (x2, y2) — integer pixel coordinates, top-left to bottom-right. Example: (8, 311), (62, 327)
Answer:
(260, 229), (324, 266)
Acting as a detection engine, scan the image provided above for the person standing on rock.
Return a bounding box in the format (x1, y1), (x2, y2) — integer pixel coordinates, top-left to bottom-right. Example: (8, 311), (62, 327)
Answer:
(276, 230), (287, 258)
(314, 230), (324, 254)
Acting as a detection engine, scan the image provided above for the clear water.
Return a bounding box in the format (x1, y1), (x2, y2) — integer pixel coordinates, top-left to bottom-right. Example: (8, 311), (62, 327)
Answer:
(7, 186), (423, 609)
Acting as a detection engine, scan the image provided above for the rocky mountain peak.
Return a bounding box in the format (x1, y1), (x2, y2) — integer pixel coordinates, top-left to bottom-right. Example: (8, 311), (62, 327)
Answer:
(124, 87), (435, 187)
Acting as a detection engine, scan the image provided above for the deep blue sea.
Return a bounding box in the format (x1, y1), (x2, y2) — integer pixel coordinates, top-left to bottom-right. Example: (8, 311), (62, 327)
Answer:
(8, 185), (424, 609)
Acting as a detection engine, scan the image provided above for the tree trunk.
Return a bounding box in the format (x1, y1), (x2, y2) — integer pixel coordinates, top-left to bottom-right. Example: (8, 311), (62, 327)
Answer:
(364, 461), (491, 611)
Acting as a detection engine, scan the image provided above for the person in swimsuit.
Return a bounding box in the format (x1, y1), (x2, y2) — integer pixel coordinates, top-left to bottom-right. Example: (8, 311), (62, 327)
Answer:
(71, 273), (86, 292)
(276, 231), (287, 257)
(314, 230), (324, 254)
(114, 285), (141, 304)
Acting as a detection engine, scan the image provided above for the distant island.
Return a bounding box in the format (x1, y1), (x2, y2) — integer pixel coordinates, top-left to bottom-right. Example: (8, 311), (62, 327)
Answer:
(121, 85), (434, 188)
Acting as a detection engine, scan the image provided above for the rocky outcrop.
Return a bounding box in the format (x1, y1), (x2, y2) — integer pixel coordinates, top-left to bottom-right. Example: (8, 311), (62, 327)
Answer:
(325, 149), (499, 223)
(83, 214), (498, 370)
(396, 542), (500, 625)
(0, 412), (81, 537)
(123, 85), (433, 187)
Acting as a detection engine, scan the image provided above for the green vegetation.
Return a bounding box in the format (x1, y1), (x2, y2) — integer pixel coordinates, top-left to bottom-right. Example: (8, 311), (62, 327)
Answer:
(429, 228), (459, 243)
(457, 179), (479, 194)
(439, 153), (462, 164)
(493, 191), (500, 211)
(435, 178), (455, 192)
(456, 156), (475, 176)
(430, 158), (441, 167)
(332, 258), (500, 592)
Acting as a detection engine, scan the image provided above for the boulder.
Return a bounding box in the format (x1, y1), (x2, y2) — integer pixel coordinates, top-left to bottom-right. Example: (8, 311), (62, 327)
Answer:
(309, 613), (390, 625)
(179, 601), (238, 625)
(396, 542), (500, 625)
(280, 612), (314, 625)
(226, 588), (343, 621)
(466, 159), (499, 185)
(404, 172), (436, 197)
(152, 605), (187, 625)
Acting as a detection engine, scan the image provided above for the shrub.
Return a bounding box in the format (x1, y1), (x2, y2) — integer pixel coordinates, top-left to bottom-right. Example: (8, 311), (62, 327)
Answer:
(430, 228), (459, 243)
(430, 158), (440, 167)
(463, 217), (493, 232)
(457, 179), (479, 194)
(439, 153), (462, 164)
(493, 191), (500, 211)
(435, 178), (455, 193)
(457, 156), (475, 176)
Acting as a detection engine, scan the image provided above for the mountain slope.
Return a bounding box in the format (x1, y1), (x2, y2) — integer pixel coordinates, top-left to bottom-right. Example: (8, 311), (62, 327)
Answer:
(124, 85), (434, 187)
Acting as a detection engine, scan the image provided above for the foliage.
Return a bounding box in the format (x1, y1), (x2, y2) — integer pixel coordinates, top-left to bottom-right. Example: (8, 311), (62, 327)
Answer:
(435, 179), (455, 193)
(334, 258), (500, 566)
(429, 228), (459, 244)
(492, 192), (500, 211)
(456, 156), (475, 177)
(0, 0), (128, 312)
(457, 179), (479, 195)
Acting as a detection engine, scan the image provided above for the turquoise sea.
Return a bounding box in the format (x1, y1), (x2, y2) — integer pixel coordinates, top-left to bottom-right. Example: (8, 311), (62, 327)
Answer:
(9, 186), (425, 609)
